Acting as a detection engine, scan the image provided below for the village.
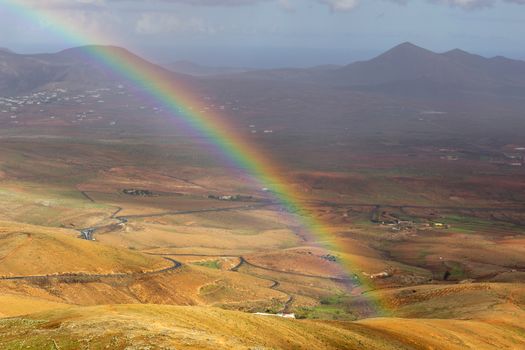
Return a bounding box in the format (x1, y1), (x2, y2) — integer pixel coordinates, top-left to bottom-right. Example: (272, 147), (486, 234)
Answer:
(437, 146), (525, 167)
(371, 208), (449, 234)
(0, 85), (282, 141)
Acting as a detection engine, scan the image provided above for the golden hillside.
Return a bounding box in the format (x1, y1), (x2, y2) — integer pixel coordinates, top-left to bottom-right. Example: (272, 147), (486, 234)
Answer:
(0, 304), (524, 349)
(0, 221), (168, 276)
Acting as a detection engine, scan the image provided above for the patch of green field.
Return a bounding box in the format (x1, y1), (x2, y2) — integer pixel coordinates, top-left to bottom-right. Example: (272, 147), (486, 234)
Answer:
(442, 214), (521, 234)
(193, 260), (221, 269)
(295, 294), (358, 321)
(446, 261), (466, 280)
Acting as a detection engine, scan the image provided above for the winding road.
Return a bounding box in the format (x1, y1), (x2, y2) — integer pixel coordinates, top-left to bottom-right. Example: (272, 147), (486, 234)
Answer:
(79, 191), (95, 203)
(77, 189), (278, 241)
(73, 190), (315, 313)
(115, 202), (279, 220)
(148, 253), (352, 314)
(0, 257), (182, 282)
(236, 256), (352, 282)
(148, 253), (352, 282)
(225, 255), (296, 313)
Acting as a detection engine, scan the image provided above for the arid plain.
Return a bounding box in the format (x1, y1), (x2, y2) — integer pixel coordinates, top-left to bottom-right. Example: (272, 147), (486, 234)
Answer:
(0, 44), (524, 349)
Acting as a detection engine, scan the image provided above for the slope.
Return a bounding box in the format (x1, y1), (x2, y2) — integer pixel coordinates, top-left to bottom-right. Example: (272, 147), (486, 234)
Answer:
(0, 220), (168, 276)
(0, 304), (524, 349)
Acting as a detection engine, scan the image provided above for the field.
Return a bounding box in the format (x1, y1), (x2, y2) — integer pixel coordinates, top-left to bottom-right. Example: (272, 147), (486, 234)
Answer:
(0, 83), (524, 348)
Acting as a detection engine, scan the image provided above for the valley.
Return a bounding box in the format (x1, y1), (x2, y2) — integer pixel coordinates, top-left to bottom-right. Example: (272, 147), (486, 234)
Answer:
(0, 43), (524, 349)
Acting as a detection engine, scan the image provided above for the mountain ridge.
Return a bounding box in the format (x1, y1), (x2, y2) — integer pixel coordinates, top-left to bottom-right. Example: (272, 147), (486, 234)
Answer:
(0, 45), (188, 96)
(219, 42), (525, 97)
(1, 42), (525, 97)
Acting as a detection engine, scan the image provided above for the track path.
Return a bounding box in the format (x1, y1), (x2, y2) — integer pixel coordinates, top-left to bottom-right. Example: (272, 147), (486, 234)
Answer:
(77, 190), (277, 240)
(0, 257), (181, 282)
(147, 253), (352, 313)
(116, 202), (279, 220)
(232, 257), (295, 313)
(149, 253), (349, 282)
(0, 233), (33, 263)
(72, 190), (340, 314)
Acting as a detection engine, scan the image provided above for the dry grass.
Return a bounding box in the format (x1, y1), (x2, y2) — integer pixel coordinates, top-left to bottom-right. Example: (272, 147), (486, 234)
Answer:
(0, 293), (68, 317)
(0, 304), (523, 349)
(0, 220), (167, 276)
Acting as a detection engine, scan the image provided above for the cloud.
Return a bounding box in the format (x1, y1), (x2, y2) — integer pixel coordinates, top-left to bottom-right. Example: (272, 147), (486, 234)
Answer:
(136, 13), (216, 34)
(114, 0), (270, 5)
(410, 0), (525, 10)
(16, 0), (525, 13)
(318, 0), (359, 11)
(18, 0), (106, 10)
(429, 0), (494, 9)
(202, 0), (525, 10)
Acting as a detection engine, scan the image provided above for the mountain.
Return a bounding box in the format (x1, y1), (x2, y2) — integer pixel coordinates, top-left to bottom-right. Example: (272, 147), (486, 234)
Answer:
(0, 46), (187, 96)
(0, 49), (68, 95)
(335, 42), (477, 85)
(164, 60), (252, 76)
(329, 42), (525, 91)
(225, 42), (525, 97)
(2, 43), (525, 98)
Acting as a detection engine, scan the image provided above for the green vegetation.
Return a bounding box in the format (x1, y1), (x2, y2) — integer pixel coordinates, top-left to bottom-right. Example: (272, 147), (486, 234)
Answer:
(193, 260), (221, 269)
(295, 294), (357, 321)
(442, 214), (521, 234)
(446, 261), (466, 280)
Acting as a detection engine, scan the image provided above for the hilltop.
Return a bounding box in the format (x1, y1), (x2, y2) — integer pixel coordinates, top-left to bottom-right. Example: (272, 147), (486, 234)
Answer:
(0, 220), (168, 276)
(0, 45), (189, 96)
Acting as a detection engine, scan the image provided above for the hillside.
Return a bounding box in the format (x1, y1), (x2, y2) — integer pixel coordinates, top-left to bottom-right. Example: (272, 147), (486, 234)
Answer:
(0, 221), (168, 276)
(0, 50), (66, 96)
(0, 46), (188, 96)
(0, 304), (523, 349)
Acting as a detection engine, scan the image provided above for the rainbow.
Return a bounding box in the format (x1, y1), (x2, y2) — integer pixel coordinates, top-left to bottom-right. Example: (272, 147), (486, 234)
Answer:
(2, 0), (385, 313)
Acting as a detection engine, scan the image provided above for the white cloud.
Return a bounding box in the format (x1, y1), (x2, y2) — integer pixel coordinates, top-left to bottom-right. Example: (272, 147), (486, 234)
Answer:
(136, 13), (215, 34)
(15, 0), (525, 13)
(114, 0), (270, 5)
(18, 0), (106, 10)
(430, 0), (494, 9)
(39, 9), (121, 41)
(411, 0), (525, 10)
(317, 0), (525, 12)
(318, 0), (360, 11)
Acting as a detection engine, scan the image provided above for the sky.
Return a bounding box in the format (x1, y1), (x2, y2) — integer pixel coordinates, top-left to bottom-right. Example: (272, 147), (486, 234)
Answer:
(0, 0), (524, 67)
